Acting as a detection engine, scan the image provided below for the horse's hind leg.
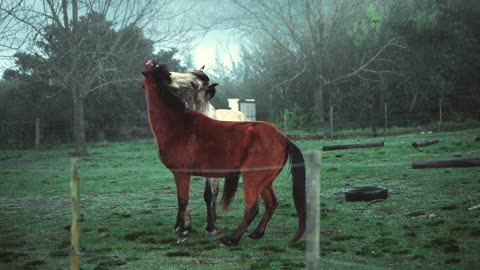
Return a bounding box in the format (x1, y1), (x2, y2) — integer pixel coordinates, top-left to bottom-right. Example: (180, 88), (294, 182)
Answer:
(204, 177), (219, 235)
(221, 196), (259, 246)
(248, 184), (278, 240)
(221, 172), (276, 246)
(173, 173), (192, 244)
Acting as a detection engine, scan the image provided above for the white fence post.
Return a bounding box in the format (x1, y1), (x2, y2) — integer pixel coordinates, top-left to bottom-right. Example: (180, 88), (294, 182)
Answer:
(306, 151), (320, 269)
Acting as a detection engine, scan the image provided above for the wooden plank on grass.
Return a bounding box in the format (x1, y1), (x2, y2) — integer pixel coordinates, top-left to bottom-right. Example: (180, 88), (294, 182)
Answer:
(412, 139), (439, 148)
(412, 158), (480, 169)
(322, 141), (384, 151)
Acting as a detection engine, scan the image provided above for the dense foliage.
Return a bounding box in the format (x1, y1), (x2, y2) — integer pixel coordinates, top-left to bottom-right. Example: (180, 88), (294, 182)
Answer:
(0, 12), (184, 145)
(210, 0), (480, 131)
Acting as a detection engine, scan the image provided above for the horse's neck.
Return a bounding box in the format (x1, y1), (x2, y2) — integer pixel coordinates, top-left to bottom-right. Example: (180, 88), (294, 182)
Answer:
(145, 88), (182, 146)
(198, 102), (216, 119)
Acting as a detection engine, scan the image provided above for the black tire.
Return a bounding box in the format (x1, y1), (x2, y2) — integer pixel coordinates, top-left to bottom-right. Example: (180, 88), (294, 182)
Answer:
(345, 186), (388, 202)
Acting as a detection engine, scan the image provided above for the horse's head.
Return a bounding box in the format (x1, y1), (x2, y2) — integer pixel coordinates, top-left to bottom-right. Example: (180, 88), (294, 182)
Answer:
(141, 60), (219, 112)
(142, 59), (171, 88)
(141, 59), (187, 111)
(167, 66), (219, 112)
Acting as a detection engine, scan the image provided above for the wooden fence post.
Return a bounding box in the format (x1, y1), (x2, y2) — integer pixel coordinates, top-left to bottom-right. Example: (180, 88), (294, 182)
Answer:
(306, 151), (320, 270)
(35, 117), (40, 147)
(438, 98), (442, 132)
(329, 106), (333, 138)
(70, 159), (80, 270)
(384, 102), (387, 135)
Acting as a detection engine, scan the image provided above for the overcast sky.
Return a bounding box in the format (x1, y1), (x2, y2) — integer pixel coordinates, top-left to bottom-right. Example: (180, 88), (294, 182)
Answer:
(176, 0), (240, 70)
(0, 0), (241, 75)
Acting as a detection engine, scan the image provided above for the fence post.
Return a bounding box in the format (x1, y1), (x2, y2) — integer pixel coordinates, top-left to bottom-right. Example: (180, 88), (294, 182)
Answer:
(70, 159), (80, 270)
(438, 98), (442, 132)
(283, 109), (288, 134)
(35, 117), (40, 147)
(384, 102), (387, 135)
(329, 106), (333, 138)
(306, 151), (320, 270)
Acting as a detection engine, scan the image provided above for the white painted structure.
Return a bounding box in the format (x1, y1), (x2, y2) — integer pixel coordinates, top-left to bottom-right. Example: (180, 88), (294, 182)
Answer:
(228, 98), (256, 121)
(228, 98), (240, 111)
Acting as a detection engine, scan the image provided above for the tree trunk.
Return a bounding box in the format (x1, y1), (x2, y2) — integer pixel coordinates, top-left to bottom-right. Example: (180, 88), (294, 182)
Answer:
(314, 84), (324, 123)
(72, 87), (88, 156)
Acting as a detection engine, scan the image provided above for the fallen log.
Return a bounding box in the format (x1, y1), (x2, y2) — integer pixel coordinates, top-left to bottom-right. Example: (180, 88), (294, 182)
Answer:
(322, 141), (384, 151)
(287, 134), (329, 140)
(412, 158), (480, 169)
(412, 139), (439, 148)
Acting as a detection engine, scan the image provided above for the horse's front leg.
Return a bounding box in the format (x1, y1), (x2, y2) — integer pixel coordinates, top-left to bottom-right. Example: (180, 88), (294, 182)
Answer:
(204, 177), (219, 235)
(173, 173), (191, 244)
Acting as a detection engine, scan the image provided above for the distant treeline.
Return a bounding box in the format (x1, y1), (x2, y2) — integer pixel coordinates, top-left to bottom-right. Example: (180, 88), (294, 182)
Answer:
(208, 0), (480, 131)
(1, 0), (480, 146)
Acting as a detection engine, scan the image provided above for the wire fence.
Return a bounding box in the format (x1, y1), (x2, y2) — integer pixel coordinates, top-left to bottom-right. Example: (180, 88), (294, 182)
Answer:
(0, 145), (407, 269)
(1, 100), (479, 268)
(2, 107), (480, 147)
(2, 139), (479, 269)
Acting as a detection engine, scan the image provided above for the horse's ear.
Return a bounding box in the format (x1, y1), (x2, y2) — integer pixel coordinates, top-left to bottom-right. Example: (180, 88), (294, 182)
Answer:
(206, 88), (216, 100)
(208, 83), (218, 88)
(206, 83), (218, 100)
(200, 65), (205, 71)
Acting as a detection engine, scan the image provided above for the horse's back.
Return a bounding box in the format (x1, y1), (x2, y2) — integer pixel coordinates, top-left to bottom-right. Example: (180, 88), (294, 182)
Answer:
(186, 115), (287, 175)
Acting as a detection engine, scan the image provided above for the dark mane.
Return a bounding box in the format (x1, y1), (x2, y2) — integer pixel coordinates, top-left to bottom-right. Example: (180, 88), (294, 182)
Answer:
(150, 63), (187, 112)
(191, 70), (210, 82)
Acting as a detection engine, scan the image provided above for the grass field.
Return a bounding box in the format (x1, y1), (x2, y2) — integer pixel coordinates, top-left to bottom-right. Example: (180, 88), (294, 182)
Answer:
(1, 128), (479, 269)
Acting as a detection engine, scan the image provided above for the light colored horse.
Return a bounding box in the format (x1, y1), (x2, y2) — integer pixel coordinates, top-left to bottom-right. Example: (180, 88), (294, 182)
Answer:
(168, 66), (247, 235)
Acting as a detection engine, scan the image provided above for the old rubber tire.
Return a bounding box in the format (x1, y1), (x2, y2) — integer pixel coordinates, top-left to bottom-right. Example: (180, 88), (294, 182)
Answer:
(345, 186), (388, 202)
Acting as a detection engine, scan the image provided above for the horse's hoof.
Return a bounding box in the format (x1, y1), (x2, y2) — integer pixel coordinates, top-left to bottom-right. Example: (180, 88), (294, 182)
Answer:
(176, 230), (189, 244)
(248, 231), (264, 240)
(205, 229), (217, 236)
(177, 236), (189, 244)
(221, 238), (238, 247)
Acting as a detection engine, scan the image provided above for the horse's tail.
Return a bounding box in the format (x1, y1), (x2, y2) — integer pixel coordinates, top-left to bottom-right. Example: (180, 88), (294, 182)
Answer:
(220, 175), (240, 211)
(287, 139), (306, 245)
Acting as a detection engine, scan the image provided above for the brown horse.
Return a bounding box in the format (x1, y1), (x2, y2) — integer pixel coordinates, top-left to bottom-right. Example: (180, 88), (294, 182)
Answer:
(168, 66), (248, 236)
(141, 59), (306, 246)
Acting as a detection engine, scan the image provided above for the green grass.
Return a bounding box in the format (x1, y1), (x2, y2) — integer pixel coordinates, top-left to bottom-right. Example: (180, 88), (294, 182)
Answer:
(1, 128), (479, 269)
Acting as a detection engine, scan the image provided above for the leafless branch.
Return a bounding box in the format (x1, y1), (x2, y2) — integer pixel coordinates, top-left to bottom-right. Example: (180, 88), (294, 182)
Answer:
(270, 64), (307, 91)
(330, 37), (404, 85)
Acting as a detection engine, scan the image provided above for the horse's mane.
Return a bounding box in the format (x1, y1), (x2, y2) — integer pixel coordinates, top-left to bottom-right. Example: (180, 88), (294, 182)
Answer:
(149, 63), (187, 112)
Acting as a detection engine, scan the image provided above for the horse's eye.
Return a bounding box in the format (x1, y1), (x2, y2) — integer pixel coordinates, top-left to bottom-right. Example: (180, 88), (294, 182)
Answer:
(190, 81), (196, 88)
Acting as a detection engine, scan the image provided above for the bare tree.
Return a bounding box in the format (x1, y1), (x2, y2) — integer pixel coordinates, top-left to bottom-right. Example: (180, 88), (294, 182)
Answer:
(0, 0), (195, 155)
(223, 0), (404, 121)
